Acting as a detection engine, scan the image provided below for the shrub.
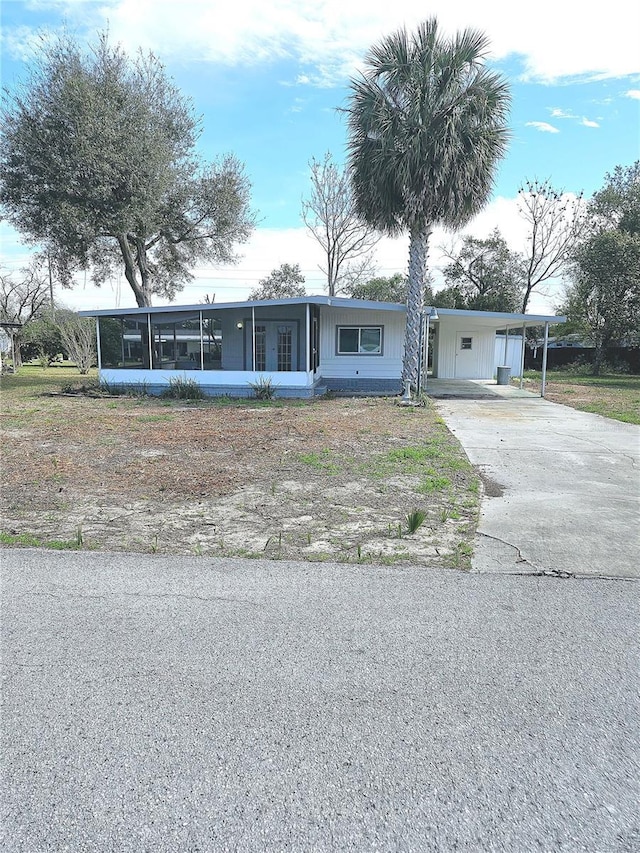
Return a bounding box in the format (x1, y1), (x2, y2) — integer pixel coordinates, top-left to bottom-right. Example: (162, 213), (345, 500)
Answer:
(248, 375), (278, 400)
(561, 357), (630, 376)
(597, 358), (630, 375)
(57, 315), (97, 374)
(162, 376), (206, 400)
(552, 358), (591, 375)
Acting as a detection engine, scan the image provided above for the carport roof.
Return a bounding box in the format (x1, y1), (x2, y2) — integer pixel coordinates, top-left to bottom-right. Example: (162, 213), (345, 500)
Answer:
(78, 296), (565, 326)
(433, 307), (566, 327)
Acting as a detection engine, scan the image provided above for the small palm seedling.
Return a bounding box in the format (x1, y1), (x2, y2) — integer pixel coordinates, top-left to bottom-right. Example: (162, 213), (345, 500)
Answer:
(405, 509), (426, 535)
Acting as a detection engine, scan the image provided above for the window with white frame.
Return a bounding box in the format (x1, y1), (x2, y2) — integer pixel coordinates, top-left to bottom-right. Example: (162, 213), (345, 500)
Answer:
(337, 326), (383, 355)
(460, 336), (473, 350)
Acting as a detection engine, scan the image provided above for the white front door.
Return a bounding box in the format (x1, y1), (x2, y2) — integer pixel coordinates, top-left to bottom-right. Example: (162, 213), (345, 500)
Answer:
(455, 331), (476, 378)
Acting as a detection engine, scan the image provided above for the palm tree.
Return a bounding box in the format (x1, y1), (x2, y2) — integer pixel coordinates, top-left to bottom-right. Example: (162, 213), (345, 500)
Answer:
(346, 18), (511, 389)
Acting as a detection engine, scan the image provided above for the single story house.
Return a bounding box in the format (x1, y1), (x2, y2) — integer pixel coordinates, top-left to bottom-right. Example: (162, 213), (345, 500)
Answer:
(79, 296), (565, 397)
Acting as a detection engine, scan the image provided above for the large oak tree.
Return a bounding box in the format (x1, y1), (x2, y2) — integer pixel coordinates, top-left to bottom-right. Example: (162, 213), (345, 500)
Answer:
(0, 32), (256, 307)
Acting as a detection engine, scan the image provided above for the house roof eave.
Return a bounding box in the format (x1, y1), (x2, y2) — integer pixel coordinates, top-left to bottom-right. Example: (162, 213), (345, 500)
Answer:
(78, 295), (407, 319)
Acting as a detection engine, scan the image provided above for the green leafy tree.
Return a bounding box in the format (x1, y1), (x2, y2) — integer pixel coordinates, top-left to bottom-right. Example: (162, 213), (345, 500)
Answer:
(562, 231), (640, 373)
(20, 316), (64, 365)
(561, 163), (640, 374)
(346, 18), (510, 390)
(440, 228), (524, 312)
(0, 32), (255, 308)
(248, 263), (306, 300)
(348, 272), (435, 305)
(348, 273), (407, 302)
(590, 161), (640, 235)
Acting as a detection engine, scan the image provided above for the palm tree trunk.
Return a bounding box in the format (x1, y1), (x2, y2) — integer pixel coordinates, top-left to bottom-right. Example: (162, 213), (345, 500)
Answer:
(403, 225), (431, 389)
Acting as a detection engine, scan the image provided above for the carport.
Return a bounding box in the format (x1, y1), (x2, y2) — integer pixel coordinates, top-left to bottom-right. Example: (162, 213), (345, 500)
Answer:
(424, 308), (565, 397)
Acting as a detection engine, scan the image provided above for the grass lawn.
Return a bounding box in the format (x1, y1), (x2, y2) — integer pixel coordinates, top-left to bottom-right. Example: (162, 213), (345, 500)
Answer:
(0, 364), (480, 568)
(520, 370), (640, 425)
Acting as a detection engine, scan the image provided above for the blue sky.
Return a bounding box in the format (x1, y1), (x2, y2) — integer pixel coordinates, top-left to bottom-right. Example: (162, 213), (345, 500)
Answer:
(1, 0), (639, 312)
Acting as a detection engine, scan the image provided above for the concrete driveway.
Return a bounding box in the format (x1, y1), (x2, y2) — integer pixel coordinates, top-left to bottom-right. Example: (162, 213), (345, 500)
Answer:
(435, 394), (640, 578)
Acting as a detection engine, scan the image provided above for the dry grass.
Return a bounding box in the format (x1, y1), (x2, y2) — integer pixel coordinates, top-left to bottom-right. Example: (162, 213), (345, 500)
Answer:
(520, 371), (640, 424)
(0, 365), (480, 568)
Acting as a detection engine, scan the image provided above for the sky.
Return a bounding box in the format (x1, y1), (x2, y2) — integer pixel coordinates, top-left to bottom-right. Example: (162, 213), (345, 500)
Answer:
(1, 0), (639, 314)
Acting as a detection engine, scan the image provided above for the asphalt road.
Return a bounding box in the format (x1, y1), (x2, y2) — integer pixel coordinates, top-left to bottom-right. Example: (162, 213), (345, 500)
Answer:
(2, 549), (638, 852)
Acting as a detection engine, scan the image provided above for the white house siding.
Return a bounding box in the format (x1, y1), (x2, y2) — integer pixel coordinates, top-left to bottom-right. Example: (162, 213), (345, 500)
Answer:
(435, 320), (498, 379)
(318, 307), (404, 391)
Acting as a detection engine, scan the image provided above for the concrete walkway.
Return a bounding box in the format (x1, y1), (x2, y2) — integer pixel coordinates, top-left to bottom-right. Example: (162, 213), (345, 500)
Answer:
(434, 395), (640, 578)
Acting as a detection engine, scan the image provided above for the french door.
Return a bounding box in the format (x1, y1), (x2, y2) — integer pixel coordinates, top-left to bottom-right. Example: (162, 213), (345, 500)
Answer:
(247, 322), (297, 371)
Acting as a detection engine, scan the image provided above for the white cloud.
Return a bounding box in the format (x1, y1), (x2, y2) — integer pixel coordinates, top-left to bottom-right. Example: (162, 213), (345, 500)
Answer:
(549, 108), (577, 119)
(5, 0), (639, 84)
(626, 89), (640, 99)
(525, 121), (560, 134)
(548, 108), (600, 128)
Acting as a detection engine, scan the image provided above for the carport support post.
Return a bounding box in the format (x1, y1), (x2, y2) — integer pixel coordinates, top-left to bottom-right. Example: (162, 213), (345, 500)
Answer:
(503, 326), (509, 366)
(199, 311), (204, 371)
(519, 322), (526, 389)
(541, 321), (550, 397)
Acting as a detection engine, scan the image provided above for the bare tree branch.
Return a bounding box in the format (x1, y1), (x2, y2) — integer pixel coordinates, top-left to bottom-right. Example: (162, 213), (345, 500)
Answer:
(301, 152), (380, 296)
(0, 260), (50, 369)
(518, 178), (587, 312)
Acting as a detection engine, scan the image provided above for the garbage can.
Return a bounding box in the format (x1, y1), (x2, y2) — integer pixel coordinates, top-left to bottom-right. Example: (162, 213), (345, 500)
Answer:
(496, 365), (511, 385)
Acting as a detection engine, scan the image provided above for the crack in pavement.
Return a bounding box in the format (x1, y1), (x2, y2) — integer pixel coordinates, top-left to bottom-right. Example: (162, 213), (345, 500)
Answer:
(475, 531), (539, 571)
(553, 431), (639, 467)
(474, 531), (637, 581)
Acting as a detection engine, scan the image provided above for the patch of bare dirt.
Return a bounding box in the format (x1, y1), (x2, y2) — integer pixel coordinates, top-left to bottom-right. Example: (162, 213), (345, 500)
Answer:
(0, 392), (480, 568)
